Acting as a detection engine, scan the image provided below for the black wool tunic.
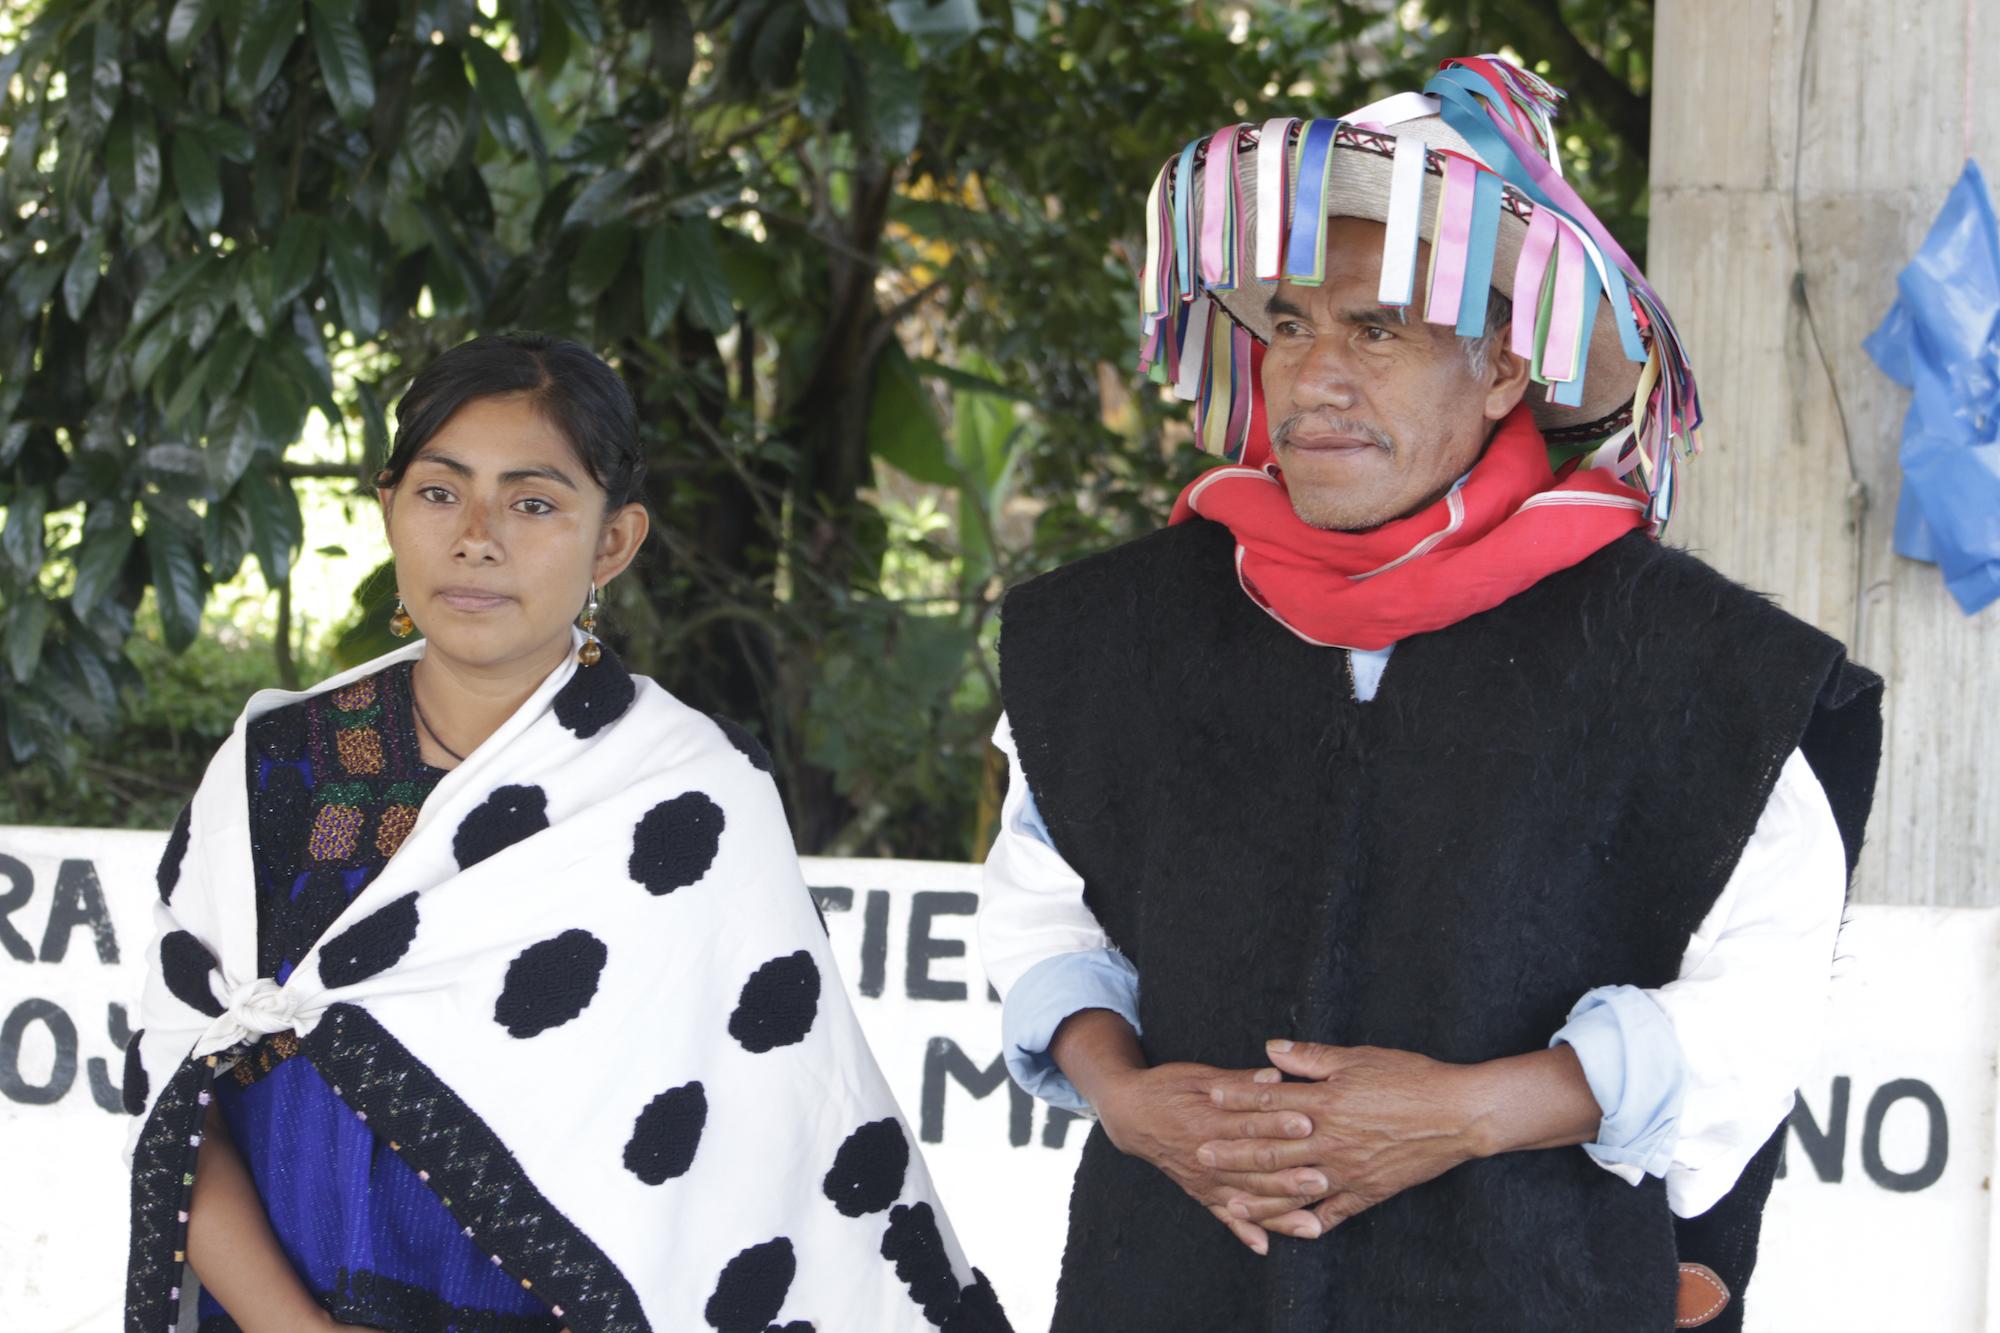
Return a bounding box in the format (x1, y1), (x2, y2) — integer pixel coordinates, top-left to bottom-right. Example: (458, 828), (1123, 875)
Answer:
(998, 519), (1881, 1333)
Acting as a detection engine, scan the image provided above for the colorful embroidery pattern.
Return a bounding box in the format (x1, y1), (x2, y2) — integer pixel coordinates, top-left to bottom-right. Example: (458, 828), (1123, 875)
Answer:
(248, 662), (441, 981)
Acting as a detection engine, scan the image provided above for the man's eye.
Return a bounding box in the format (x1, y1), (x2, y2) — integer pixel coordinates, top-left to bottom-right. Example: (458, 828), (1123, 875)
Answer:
(1362, 325), (1393, 342)
(1275, 320), (1311, 338)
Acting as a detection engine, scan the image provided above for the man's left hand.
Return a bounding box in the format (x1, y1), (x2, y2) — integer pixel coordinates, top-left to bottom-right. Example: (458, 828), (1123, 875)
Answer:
(1198, 1040), (1487, 1238)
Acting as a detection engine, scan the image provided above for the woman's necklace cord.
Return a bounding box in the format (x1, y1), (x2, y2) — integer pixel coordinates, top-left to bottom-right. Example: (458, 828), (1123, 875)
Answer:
(409, 677), (467, 764)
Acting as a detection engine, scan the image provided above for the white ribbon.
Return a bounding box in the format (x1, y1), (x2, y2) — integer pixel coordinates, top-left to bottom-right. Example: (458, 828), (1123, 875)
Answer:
(192, 977), (324, 1059)
(1341, 91), (1440, 129)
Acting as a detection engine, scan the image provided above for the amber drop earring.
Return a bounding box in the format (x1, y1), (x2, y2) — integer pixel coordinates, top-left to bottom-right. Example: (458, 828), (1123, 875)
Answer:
(388, 597), (414, 638)
(577, 585), (601, 666)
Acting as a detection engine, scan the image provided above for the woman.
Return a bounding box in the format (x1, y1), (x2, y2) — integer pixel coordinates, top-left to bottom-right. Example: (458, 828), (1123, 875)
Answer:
(124, 334), (1007, 1333)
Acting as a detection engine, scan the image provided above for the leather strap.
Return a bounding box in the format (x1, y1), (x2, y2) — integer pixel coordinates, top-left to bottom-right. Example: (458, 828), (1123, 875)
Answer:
(1675, 1262), (1731, 1328)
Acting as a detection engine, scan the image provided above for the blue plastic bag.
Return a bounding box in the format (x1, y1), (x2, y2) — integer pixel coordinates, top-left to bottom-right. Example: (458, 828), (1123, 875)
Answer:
(1863, 160), (2000, 615)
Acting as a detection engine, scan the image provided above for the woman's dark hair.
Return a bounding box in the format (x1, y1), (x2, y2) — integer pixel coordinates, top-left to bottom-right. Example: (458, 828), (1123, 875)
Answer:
(376, 332), (645, 510)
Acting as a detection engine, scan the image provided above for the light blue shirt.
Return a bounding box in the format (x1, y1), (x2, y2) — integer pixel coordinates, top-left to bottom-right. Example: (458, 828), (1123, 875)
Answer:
(999, 641), (1685, 1181)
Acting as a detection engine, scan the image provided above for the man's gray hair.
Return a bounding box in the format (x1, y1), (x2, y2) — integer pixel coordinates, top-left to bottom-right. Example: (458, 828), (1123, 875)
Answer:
(1464, 292), (1515, 379)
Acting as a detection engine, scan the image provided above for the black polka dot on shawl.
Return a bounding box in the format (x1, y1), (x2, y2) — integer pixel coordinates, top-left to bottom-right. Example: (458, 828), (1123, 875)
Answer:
(553, 646), (636, 739)
(727, 951), (820, 1053)
(156, 804), (192, 904)
(493, 929), (608, 1038)
(881, 1202), (959, 1325)
(822, 1118), (908, 1217)
(711, 715), (773, 773)
(121, 1028), (148, 1116)
(316, 892), (421, 988)
(623, 1080), (707, 1185)
(629, 792), (725, 896)
(452, 783), (550, 869)
(704, 1237), (796, 1332)
(160, 931), (225, 1018)
(941, 1270), (1009, 1333)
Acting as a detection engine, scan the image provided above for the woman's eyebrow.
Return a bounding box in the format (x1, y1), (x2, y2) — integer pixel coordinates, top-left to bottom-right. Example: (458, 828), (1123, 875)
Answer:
(410, 452), (578, 491)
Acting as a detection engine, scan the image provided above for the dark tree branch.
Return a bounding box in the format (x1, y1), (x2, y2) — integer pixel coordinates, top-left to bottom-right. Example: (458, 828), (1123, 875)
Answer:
(1485, 0), (1650, 159)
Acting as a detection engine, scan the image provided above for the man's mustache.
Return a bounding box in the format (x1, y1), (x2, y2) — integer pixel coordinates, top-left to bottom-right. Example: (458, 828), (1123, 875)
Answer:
(1271, 410), (1393, 453)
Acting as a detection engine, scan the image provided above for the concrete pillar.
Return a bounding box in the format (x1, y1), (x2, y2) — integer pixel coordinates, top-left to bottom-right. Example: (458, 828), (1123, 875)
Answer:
(1649, 0), (1999, 905)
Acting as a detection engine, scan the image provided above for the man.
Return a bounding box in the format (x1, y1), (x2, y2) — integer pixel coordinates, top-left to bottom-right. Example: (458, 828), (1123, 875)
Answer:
(979, 57), (1881, 1332)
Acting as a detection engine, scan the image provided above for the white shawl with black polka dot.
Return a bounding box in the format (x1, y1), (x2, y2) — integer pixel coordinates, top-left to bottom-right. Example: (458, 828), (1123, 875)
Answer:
(124, 637), (1007, 1333)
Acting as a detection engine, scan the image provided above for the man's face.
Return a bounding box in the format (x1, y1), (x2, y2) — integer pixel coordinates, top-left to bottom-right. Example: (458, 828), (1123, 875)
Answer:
(1259, 217), (1529, 531)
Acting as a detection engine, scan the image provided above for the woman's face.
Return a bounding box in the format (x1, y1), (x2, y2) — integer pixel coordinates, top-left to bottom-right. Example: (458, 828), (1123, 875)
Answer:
(379, 394), (647, 676)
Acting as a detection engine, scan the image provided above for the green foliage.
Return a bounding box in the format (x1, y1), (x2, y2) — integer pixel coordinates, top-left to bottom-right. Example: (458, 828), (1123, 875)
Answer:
(0, 0), (1650, 854)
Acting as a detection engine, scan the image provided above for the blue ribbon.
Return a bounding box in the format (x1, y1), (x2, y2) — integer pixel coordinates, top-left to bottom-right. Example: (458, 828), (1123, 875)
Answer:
(1455, 168), (1504, 337)
(1173, 139), (1199, 301)
(1283, 119), (1340, 283)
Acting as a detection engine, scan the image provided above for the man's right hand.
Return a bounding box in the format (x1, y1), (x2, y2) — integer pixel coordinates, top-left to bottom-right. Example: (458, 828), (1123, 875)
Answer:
(1049, 1010), (1328, 1253)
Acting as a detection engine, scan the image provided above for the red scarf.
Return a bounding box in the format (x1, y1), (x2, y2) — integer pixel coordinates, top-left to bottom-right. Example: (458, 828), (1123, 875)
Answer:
(1170, 391), (1649, 651)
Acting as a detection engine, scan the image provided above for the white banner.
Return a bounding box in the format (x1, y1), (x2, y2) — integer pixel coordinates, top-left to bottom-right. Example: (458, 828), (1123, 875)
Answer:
(0, 828), (1993, 1331)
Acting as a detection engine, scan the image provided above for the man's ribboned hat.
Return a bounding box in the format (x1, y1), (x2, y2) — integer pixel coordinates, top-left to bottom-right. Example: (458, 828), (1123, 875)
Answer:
(1140, 55), (1701, 528)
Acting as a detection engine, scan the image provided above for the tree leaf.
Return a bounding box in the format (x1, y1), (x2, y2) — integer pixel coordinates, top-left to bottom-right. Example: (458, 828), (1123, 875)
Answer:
(143, 512), (207, 651)
(562, 167), (631, 229)
(243, 465), (304, 585)
(162, 347), (215, 424)
(202, 484), (255, 583)
(403, 47), (474, 179)
(195, 114), (256, 163)
(172, 129), (223, 233)
(1, 486), (47, 577)
(138, 443), (213, 498)
(641, 224), (687, 337)
(310, 0), (376, 127)
(463, 38), (545, 175)
(3, 595), (51, 684)
(86, 20), (124, 135)
(859, 40), (922, 158)
(130, 256), (208, 332)
(8, 255), (64, 318)
(649, 0), (694, 92)
(865, 343), (954, 485)
(202, 399), (264, 492)
(246, 359), (309, 449)
(550, 0), (604, 46)
(800, 31), (846, 123)
(166, 0), (222, 63)
(106, 108), (163, 222)
(203, 328), (257, 404)
(228, 0), (304, 111)
(677, 219), (735, 334)
(70, 517), (134, 619)
(62, 233), (103, 320)
(234, 250), (277, 336)
(324, 221), (380, 336)
(568, 221), (632, 305)
(355, 380), (390, 469)
(130, 320), (179, 392)
(270, 214), (323, 305)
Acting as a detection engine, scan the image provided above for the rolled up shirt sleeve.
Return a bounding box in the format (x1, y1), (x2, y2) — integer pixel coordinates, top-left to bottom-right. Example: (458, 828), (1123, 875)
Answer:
(1554, 747), (1848, 1217)
(1001, 949), (1142, 1112)
(1553, 985), (1687, 1180)
(980, 714), (1142, 1111)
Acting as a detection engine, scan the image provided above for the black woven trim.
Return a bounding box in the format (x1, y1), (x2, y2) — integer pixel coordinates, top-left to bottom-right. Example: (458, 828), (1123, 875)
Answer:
(1543, 402), (1636, 444)
(125, 1057), (211, 1333)
(197, 1265), (565, 1333)
(300, 1003), (645, 1332)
